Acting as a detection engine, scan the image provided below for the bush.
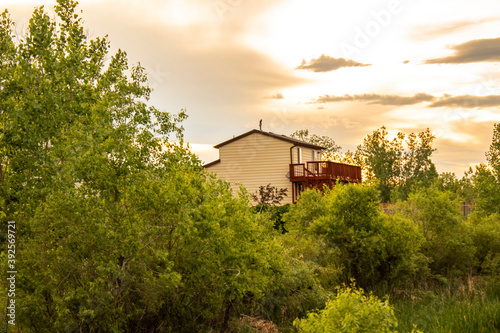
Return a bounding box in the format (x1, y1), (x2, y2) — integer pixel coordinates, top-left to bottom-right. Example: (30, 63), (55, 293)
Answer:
(284, 185), (425, 289)
(468, 214), (500, 276)
(393, 186), (475, 278)
(293, 284), (399, 333)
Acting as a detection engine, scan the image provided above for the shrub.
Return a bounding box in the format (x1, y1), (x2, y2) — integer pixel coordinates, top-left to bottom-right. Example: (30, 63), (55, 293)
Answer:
(293, 284), (399, 333)
(284, 185), (425, 289)
(394, 186), (475, 278)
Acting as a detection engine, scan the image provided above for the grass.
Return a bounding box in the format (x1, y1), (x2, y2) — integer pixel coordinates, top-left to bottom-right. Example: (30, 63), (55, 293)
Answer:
(392, 277), (500, 333)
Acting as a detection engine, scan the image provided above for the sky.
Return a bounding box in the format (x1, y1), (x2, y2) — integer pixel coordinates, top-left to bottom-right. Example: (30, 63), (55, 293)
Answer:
(2, 0), (500, 175)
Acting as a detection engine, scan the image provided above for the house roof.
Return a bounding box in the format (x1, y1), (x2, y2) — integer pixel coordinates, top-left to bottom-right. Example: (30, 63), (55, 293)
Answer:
(203, 159), (220, 168)
(213, 129), (325, 150)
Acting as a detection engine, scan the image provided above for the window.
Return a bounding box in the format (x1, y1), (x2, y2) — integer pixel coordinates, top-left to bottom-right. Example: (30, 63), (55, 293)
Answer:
(297, 147), (302, 164)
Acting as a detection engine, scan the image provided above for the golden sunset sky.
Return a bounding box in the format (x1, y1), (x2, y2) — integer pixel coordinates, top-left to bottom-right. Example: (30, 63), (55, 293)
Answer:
(3, 0), (500, 175)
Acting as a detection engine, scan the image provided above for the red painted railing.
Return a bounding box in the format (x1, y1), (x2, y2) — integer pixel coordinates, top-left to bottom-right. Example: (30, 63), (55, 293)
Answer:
(290, 161), (361, 183)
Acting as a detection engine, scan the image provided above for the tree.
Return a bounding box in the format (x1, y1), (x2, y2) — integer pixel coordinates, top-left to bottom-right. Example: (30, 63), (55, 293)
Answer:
(486, 123), (500, 174)
(251, 184), (290, 234)
(252, 183), (288, 206)
(0, 0), (186, 220)
(358, 126), (437, 202)
(468, 124), (500, 217)
(0, 2), (288, 331)
(284, 185), (425, 289)
(434, 171), (476, 203)
(290, 129), (341, 161)
(290, 129), (365, 166)
(473, 164), (500, 216)
(393, 186), (475, 278)
(473, 123), (500, 216)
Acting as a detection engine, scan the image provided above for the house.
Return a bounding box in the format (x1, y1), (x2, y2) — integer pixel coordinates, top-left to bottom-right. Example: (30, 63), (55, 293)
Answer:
(204, 129), (362, 204)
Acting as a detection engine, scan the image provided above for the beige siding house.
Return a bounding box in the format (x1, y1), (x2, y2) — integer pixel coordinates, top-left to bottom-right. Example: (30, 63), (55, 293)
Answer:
(204, 129), (324, 205)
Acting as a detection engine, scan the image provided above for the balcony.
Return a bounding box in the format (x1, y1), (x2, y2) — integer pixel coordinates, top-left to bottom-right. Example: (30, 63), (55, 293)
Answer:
(289, 161), (362, 184)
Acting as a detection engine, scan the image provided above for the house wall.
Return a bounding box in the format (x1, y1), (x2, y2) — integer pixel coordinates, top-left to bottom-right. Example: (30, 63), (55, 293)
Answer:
(206, 132), (321, 205)
(290, 146), (321, 164)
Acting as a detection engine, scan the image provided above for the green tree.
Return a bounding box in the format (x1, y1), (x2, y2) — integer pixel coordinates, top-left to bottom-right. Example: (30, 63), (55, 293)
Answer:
(468, 214), (500, 276)
(393, 186), (475, 278)
(473, 123), (500, 216)
(251, 184), (290, 233)
(290, 129), (365, 165)
(284, 185), (425, 289)
(486, 123), (500, 174)
(0, 0), (185, 221)
(252, 183), (288, 206)
(358, 126), (437, 202)
(290, 129), (341, 161)
(0, 2), (288, 331)
(434, 171), (476, 203)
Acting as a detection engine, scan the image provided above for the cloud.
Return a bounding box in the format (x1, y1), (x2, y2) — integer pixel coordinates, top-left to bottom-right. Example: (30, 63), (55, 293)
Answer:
(53, 0), (306, 146)
(311, 93), (435, 106)
(310, 92), (500, 109)
(424, 37), (500, 64)
(412, 18), (498, 40)
(428, 95), (500, 108)
(264, 92), (284, 99)
(296, 54), (370, 72)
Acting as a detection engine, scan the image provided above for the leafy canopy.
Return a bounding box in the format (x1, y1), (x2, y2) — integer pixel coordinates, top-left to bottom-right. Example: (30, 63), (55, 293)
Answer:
(0, 2), (288, 332)
(358, 126), (437, 202)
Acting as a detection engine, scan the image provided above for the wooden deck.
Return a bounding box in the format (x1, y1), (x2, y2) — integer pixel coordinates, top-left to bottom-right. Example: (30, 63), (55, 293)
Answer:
(289, 161), (362, 203)
(290, 161), (362, 183)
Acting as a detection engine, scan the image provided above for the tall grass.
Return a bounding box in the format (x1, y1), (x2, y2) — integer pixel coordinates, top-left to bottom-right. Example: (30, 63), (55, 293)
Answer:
(393, 277), (500, 332)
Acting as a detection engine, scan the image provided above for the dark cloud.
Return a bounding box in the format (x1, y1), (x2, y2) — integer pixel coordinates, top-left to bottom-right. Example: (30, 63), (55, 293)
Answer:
(311, 93), (435, 106)
(265, 92), (284, 99)
(428, 95), (500, 108)
(412, 18), (498, 40)
(296, 54), (370, 72)
(424, 37), (500, 64)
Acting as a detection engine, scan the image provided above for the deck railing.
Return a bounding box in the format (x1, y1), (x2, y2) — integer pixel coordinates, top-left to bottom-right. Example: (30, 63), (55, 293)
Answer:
(290, 161), (361, 183)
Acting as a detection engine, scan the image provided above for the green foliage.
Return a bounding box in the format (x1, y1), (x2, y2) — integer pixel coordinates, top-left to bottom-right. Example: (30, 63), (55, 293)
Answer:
(473, 164), (500, 217)
(290, 129), (341, 160)
(290, 129), (364, 165)
(294, 284), (399, 333)
(434, 171), (476, 203)
(0, 0), (186, 222)
(393, 186), (475, 278)
(394, 282), (500, 333)
(486, 123), (500, 174)
(358, 126), (437, 202)
(0, 2), (289, 331)
(257, 255), (329, 330)
(468, 214), (500, 276)
(15, 171), (285, 331)
(251, 184), (290, 233)
(251, 183), (288, 206)
(253, 204), (291, 233)
(284, 185), (425, 289)
(472, 123), (500, 217)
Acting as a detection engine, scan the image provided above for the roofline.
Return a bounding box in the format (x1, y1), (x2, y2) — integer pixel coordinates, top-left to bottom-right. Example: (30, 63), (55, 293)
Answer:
(203, 159), (221, 168)
(213, 129), (325, 150)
